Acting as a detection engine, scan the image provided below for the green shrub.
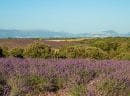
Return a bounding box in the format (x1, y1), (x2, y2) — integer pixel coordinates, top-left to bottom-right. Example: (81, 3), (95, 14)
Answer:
(83, 47), (108, 59)
(66, 46), (77, 58)
(66, 46), (87, 58)
(24, 42), (53, 58)
(116, 43), (130, 54)
(93, 41), (110, 52)
(2, 47), (10, 57)
(56, 45), (87, 58)
(25, 75), (48, 95)
(96, 78), (130, 96)
(54, 48), (67, 58)
(53, 49), (61, 58)
(65, 46), (84, 58)
(57, 46), (108, 59)
(69, 84), (87, 96)
(10, 48), (24, 58)
(47, 77), (65, 92)
(92, 40), (130, 59)
(114, 53), (130, 60)
(93, 41), (120, 52)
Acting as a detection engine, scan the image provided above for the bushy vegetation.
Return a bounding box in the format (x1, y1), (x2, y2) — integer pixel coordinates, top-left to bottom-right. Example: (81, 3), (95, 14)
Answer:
(115, 53), (130, 60)
(24, 42), (53, 58)
(10, 48), (24, 58)
(0, 46), (9, 57)
(56, 46), (108, 59)
(0, 37), (130, 60)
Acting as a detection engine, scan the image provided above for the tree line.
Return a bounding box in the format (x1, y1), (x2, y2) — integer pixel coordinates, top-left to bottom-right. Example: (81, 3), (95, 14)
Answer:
(0, 37), (130, 60)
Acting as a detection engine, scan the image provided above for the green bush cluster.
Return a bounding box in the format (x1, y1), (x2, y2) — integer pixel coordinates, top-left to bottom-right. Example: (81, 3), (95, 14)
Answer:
(93, 41), (120, 52)
(24, 42), (53, 58)
(115, 53), (130, 60)
(91, 38), (130, 59)
(10, 48), (24, 58)
(0, 42), (54, 59)
(56, 46), (108, 59)
(0, 37), (130, 60)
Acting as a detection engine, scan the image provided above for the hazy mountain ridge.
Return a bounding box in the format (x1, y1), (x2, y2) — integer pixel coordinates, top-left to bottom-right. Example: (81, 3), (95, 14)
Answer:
(0, 29), (129, 38)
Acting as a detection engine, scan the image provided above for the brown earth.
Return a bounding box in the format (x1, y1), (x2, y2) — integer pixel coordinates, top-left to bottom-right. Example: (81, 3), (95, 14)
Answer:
(0, 38), (84, 49)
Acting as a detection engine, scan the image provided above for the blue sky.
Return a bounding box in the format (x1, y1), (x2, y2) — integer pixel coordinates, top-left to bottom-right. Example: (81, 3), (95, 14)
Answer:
(0, 0), (130, 33)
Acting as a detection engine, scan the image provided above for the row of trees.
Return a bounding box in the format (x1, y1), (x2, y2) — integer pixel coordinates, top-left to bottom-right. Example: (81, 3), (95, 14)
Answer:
(0, 39), (130, 60)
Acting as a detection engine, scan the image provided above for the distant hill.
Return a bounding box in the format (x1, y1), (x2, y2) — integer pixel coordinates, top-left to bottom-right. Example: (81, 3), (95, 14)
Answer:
(123, 32), (130, 37)
(0, 29), (74, 38)
(0, 29), (129, 38)
(92, 30), (120, 37)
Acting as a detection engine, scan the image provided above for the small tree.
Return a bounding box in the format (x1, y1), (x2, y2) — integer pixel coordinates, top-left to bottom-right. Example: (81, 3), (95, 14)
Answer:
(10, 48), (24, 58)
(84, 47), (108, 59)
(24, 42), (53, 58)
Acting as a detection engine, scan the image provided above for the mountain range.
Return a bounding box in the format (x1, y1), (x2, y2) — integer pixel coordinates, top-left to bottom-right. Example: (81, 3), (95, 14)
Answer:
(0, 29), (130, 38)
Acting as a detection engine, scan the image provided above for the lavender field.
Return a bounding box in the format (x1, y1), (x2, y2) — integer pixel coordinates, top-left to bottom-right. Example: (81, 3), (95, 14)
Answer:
(0, 58), (130, 96)
(1, 0), (130, 95)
